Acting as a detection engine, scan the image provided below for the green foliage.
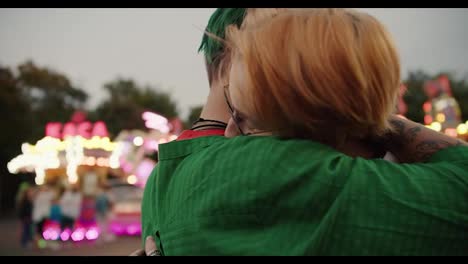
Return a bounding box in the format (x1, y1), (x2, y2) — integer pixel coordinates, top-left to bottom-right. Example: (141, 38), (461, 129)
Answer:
(91, 78), (179, 137)
(16, 61), (89, 141)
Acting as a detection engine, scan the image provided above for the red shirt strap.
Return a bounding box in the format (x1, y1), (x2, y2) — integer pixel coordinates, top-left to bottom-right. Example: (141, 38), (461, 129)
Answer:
(176, 129), (225, 141)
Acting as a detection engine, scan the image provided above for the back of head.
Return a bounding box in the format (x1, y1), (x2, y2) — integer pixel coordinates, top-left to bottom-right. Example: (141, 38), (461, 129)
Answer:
(198, 8), (288, 86)
(227, 9), (401, 145)
(198, 8), (246, 86)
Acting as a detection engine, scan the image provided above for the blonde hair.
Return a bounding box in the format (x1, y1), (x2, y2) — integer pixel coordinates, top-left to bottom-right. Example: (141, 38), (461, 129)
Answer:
(226, 9), (401, 145)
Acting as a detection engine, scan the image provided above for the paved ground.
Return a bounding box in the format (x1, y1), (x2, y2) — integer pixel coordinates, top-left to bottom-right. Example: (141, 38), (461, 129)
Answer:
(0, 216), (141, 256)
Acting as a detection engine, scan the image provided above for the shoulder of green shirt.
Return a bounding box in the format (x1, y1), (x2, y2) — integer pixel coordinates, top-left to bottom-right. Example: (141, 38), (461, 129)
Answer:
(158, 136), (468, 182)
(428, 145), (468, 163)
(158, 135), (227, 161)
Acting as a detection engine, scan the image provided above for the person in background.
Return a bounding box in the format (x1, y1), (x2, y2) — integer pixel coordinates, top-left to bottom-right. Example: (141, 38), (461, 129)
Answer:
(32, 184), (55, 243)
(15, 182), (31, 209)
(95, 184), (114, 242)
(59, 184), (82, 231)
(49, 196), (62, 226)
(17, 186), (34, 248)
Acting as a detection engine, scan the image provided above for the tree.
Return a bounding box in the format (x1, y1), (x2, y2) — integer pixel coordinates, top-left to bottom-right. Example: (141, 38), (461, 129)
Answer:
(0, 66), (32, 213)
(91, 78), (179, 137)
(16, 61), (89, 141)
(402, 70), (431, 123)
(0, 61), (89, 213)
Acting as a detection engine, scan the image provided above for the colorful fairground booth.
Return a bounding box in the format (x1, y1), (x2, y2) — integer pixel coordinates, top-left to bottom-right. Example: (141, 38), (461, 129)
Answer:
(421, 75), (468, 141)
(7, 110), (182, 242)
(7, 111), (118, 190)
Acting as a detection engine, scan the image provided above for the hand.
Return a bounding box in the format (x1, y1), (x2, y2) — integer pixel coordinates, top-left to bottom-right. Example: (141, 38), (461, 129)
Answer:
(145, 236), (161, 256)
(129, 236), (161, 256)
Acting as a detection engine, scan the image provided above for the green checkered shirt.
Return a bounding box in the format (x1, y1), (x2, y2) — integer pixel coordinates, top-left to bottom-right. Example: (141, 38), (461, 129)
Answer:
(141, 135), (468, 255)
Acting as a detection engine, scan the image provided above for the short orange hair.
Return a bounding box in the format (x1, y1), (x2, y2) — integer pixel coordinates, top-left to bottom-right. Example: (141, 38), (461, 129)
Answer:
(226, 9), (401, 145)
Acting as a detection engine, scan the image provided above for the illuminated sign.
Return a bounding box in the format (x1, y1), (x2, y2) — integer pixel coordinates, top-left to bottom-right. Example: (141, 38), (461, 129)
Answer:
(46, 121), (109, 139)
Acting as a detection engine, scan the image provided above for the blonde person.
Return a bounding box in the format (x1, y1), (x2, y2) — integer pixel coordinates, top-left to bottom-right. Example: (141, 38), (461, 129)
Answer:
(220, 8), (468, 255)
(138, 8), (468, 256)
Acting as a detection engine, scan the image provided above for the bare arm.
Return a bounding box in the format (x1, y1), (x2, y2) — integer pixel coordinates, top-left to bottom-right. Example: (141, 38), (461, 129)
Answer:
(382, 115), (467, 163)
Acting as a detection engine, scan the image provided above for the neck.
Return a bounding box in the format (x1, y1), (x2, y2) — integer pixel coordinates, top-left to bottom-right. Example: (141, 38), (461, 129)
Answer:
(199, 81), (231, 124)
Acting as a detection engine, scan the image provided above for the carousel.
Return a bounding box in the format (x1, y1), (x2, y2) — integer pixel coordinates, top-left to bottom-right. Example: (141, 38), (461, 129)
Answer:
(7, 110), (182, 242)
(7, 111), (119, 191)
(7, 112), (122, 242)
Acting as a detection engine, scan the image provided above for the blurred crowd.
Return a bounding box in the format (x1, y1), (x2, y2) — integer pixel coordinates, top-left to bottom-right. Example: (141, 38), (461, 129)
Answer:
(15, 182), (113, 249)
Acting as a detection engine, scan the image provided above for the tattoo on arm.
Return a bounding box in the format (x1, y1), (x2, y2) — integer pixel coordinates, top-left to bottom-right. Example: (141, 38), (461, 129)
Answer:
(389, 119), (422, 146)
(407, 126), (422, 143)
(387, 119), (406, 147)
(387, 116), (467, 162)
(389, 119), (405, 135)
(413, 140), (452, 162)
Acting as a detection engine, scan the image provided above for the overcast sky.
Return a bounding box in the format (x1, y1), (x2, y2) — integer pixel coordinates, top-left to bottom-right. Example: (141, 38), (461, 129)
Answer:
(1, 8), (467, 118)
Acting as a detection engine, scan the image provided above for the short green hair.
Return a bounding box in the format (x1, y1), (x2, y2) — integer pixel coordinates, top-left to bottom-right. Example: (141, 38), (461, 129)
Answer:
(198, 8), (247, 64)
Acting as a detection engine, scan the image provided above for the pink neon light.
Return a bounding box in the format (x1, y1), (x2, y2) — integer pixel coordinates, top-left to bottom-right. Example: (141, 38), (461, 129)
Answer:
(50, 230), (60, 240)
(92, 121), (109, 138)
(85, 228), (99, 240)
(77, 121), (92, 139)
(110, 222), (141, 236)
(63, 122), (77, 138)
(127, 225), (141, 235)
(135, 159), (155, 186)
(43, 230), (51, 240)
(110, 223), (125, 235)
(43, 225), (61, 240)
(45, 122), (62, 138)
(122, 163), (133, 174)
(60, 229), (71, 241)
(142, 111), (170, 133)
(45, 121), (110, 139)
(71, 228), (85, 242)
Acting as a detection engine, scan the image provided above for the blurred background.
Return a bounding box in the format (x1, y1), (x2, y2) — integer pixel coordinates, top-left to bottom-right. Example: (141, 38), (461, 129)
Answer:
(1, 8), (468, 255)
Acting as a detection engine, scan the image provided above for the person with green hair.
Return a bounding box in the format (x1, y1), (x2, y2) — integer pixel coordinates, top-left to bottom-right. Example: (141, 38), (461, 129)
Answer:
(137, 8), (284, 256)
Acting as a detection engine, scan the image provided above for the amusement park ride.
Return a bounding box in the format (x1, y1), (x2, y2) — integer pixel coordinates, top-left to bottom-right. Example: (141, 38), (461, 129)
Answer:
(420, 75), (467, 141)
(7, 110), (182, 242)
